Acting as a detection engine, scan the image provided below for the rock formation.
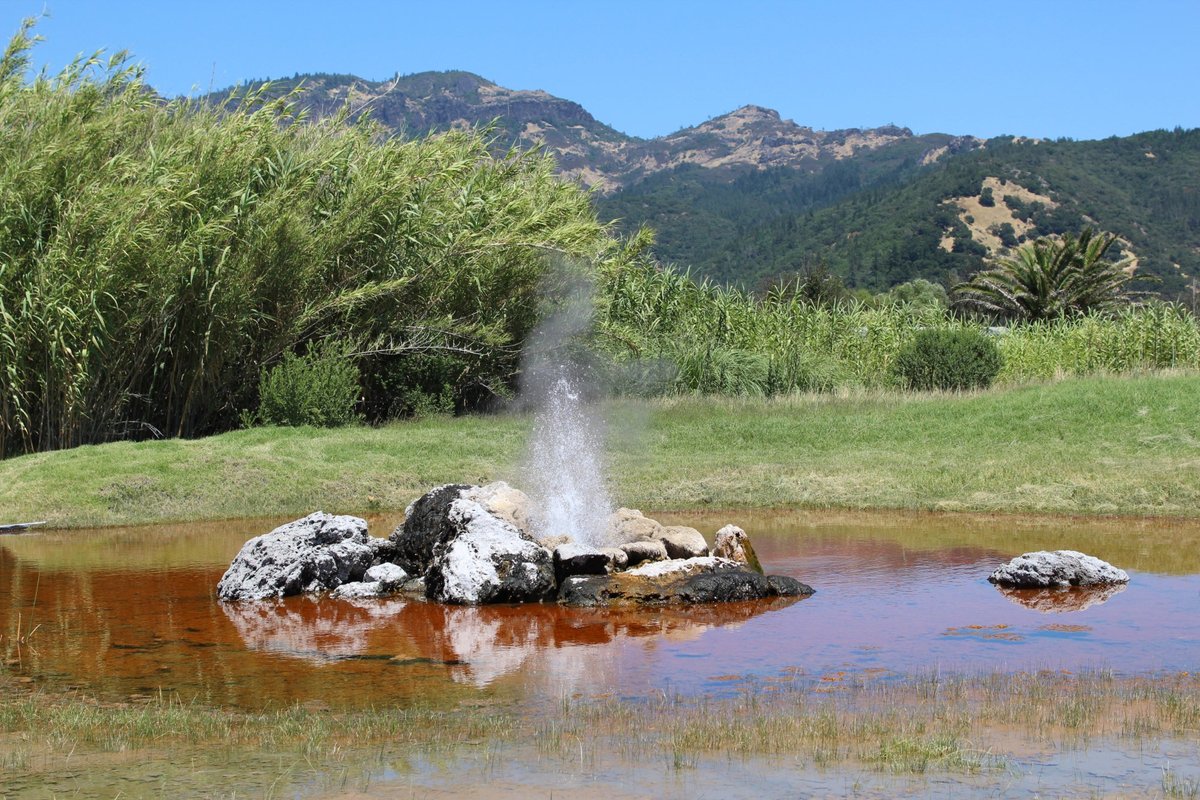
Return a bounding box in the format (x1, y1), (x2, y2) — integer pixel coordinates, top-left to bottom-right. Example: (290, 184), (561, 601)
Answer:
(988, 550), (1130, 588)
(217, 512), (376, 601)
(218, 483), (814, 609)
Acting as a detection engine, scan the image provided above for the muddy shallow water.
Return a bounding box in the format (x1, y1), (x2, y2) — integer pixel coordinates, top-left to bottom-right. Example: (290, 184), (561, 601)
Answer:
(3, 510), (1198, 710)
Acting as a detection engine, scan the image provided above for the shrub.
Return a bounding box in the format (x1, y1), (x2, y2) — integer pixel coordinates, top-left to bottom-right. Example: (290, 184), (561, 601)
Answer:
(256, 341), (361, 427)
(891, 329), (1002, 391)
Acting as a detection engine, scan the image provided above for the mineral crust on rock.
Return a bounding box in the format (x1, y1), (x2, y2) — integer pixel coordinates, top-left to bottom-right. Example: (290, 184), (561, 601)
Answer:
(425, 498), (555, 605)
(712, 524), (764, 574)
(217, 512), (374, 601)
(988, 550), (1130, 588)
(218, 484), (816, 610)
(558, 555), (813, 607)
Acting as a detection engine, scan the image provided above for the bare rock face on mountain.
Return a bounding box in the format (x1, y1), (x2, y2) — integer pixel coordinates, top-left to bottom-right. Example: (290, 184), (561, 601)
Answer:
(217, 73), (923, 192)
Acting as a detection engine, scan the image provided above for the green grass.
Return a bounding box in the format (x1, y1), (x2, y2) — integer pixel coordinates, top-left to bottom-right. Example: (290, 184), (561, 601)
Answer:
(6, 669), (1200, 792)
(1, 373), (1198, 527)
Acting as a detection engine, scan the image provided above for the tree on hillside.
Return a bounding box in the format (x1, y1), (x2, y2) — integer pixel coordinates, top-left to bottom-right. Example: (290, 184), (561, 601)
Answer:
(951, 229), (1140, 321)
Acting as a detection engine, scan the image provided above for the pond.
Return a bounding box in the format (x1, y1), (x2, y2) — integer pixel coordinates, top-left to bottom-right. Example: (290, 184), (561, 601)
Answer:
(4, 509), (1199, 711)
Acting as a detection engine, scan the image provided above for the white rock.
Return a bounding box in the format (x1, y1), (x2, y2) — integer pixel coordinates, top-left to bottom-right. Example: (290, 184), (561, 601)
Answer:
(364, 562), (408, 587)
(463, 481), (532, 536)
(426, 499), (554, 605)
(988, 550), (1130, 588)
(217, 512), (374, 601)
(331, 581), (386, 599)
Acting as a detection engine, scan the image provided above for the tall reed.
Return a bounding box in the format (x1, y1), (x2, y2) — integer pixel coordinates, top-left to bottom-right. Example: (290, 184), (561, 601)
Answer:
(595, 259), (1200, 394)
(0, 22), (615, 456)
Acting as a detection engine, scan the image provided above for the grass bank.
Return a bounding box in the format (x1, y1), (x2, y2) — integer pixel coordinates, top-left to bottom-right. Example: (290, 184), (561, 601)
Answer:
(1, 373), (1198, 527)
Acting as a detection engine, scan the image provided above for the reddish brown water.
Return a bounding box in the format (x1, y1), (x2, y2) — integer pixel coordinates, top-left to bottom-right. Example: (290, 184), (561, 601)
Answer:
(3, 510), (1199, 710)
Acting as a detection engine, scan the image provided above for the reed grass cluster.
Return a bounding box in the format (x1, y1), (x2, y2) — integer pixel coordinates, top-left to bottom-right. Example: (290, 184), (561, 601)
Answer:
(597, 260), (1200, 396)
(0, 22), (615, 457)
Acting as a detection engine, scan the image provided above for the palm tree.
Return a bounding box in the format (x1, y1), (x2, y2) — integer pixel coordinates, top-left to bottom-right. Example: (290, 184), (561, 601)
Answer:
(952, 229), (1138, 321)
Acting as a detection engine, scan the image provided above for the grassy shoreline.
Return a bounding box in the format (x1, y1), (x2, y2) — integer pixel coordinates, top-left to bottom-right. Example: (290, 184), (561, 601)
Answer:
(4, 670), (1200, 795)
(2, 373), (1199, 528)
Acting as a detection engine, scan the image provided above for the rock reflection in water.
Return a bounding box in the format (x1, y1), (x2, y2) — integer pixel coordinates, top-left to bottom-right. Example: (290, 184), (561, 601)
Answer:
(996, 583), (1126, 613)
(222, 594), (802, 688)
(221, 596), (410, 662)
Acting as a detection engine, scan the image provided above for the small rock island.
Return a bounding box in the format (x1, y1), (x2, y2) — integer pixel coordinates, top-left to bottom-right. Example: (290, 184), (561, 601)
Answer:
(218, 482), (814, 607)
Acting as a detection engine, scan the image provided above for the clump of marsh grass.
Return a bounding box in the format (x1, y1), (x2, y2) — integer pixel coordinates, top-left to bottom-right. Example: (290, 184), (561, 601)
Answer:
(5, 670), (1200, 788)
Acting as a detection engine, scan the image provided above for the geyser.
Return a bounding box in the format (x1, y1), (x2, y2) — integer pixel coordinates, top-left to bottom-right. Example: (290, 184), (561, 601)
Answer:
(524, 365), (613, 547)
(519, 265), (614, 548)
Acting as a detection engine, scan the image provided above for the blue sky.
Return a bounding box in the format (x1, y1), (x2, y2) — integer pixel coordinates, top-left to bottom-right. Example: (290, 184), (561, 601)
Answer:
(6, 0), (1199, 140)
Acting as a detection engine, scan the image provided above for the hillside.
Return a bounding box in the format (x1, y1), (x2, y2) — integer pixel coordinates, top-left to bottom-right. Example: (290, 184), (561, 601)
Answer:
(640, 129), (1200, 295)
(214, 72), (937, 191)
(215, 72), (1200, 299)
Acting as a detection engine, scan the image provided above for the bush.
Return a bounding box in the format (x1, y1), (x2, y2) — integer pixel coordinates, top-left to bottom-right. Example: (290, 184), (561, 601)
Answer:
(256, 341), (361, 427)
(891, 329), (1002, 391)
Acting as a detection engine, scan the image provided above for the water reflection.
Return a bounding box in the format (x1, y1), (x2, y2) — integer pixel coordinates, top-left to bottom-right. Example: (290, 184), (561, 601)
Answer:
(996, 583), (1127, 613)
(222, 595), (803, 688)
(222, 596), (411, 662)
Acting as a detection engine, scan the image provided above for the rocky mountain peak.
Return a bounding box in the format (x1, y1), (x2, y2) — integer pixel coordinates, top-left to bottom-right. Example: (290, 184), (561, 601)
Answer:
(221, 73), (940, 192)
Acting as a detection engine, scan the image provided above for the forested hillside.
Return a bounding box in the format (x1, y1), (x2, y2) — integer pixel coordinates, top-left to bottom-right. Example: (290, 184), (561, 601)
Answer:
(601, 130), (1200, 298)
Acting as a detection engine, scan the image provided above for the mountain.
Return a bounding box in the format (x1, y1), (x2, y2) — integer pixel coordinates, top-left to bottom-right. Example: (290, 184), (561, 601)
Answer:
(213, 72), (1200, 300)
(215, 71), (946, 191)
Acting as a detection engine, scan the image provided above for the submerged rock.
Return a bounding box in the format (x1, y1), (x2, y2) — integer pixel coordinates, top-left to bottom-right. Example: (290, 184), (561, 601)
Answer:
(712, 525), (763, 574)
(217, 512), (374, 601)
(988, 550), (1130, 588)
(425, 498), (555, 605)
(558, 555), (814, 607)
(331, 580), (388, 599)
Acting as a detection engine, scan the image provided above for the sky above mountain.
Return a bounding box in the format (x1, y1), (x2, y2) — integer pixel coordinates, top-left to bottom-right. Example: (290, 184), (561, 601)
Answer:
(9, 0), (1199, 141)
